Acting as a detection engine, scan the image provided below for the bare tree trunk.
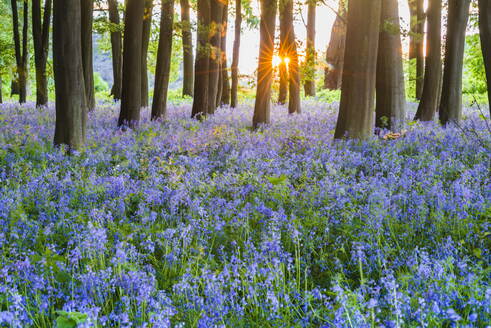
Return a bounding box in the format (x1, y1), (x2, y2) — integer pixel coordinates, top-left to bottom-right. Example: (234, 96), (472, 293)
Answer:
(81, 0), (95, 111)
(219, 3), (230, 106)
(118, 0), (145, 127)
(230, 0), (241, 108)
(409, 0), (425, 99)
(334, 0), (381, 139)
(180, 0), (194, 97)
(414, 0), (441, 121)
(53, 0), (87, 150)
(0, 77), (3, 103)
(108, 0), (122, 101)
(281, 0), (300, 114)
(141, 0), (153, 108)
(324, 0), (346, 90)
(253, 0), (277, 128)
(478, 0), (491, 116)
(376, 0), (405, 132)
(151, 0), (175, 120)
(304, 0), (316, 97)
(32, 0), (52, 107)
(439, 0), (471, 125)
(206, 0), (223, 114)
(11, 0), (29, 104)
(278, 0), (289, 105)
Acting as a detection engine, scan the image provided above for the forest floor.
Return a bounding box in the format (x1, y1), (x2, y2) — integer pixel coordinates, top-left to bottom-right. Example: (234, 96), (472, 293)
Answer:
(0, 101), (490, 327)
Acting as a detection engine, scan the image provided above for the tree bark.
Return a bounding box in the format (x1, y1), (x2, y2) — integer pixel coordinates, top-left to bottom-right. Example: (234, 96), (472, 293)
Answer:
(11, 0), (29, 103)
(32, 0), (52, 107)
(180, 0), (194, 97)
(141, 0), (153, 108)
(219, 3), (230, 106)
(230, 0), (241, 108)
(304, 0), (316, 97)
(108, 0), (122, 101)
(376, 0), (405, 131)
(334, 0), (381, 139)
(414, 0), (441, 121)
(281, 0), (300, 114)
(278, 0), (289, 105)
(151, 0), (175, 120)
(252, 0), (277, 128)
(0, 77), (3, 104)
(53, 0), (87, 150)
(408, 0), (425, 99)
(81, 0), (95, 111)
(207, 0), (224, 114)
(324, 0), (346, 90)
(191, 0), (211, 119)
(439, 0), (470, 125)
(118, 0), (145, 127)
(478, 0), (491, 116)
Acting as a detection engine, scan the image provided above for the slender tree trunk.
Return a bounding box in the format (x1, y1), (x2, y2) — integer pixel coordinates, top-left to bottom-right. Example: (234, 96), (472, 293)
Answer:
(478, 0), (491, 116)
(216, 3), (226, 107)
(415, 0), (425, 99)
(376, 0), (405, 131)
(278, 0), (289, 105)
(439, 0), (470, 125)
(11, 0), (29, 103)
(253, 0), (277, 128)
(151, 0), (175, 120)
(53, 0), (87, 150)
(192, 0), (211, 119)
(220, 3), (230, 106)
(141, 0), (153, 108)
(324, 0), (346, 90)
(0, 77), (3, 103)
(180, 0), (194, 97)
(118, 0), (145, 127)
(414, 0), (441, 121)
(304, 0), (316, 97)
(206, 0), (223, 114)
(230, 0), (241, 108)
(334, 0), (381, 139)
(32, 0), (52, 107)
(108, 0), (122, 101)
(11, 0), (21, 98)
(81, 0), (95, 110)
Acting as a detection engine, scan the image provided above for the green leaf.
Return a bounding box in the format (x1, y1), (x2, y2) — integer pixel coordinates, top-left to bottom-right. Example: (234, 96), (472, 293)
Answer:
(266, 175), (288, 186)
(55, 311), (88, 328)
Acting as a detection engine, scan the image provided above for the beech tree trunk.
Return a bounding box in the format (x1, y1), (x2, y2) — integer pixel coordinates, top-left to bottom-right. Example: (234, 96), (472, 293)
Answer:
(181, 0), (194, 97)
(81, 0), (95, 111)
(376, 0), (405, 132)
(11, 0), (29, 104)
(53, 0), (87, 150)
(207, 0), (224, 114)
(439, 0), (471, 125)
(324, 0), (346, 90)
(278, 0), (289, 105)
(304, 0), (316, 97)
(230, 0), (241, 108)
(219, 3), (230, 106)
(32, 0), (52, 107)
(414, 0), (441, 121)
(118, 0), (145, 127)
(151, 0), (175, 120)
(334, 0), (381, 139)
(281, 0), (300, 114)
(478, 0), (491, 116)
(252, 0), (277, 128)
(409, 0), (425, 99)
(108, 0), (122, 101)
(191, 0), (211, 119)
(141, 0), (153, 108)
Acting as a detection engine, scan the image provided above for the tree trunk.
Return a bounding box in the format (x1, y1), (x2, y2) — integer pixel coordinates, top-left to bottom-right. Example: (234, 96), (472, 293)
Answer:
(409, 0), (425, 99)
(207, 0), (224, 114)
(252, 0), (277, 128)
(278, 1), (289, 105)
(334, 0), (381, 139)
(141, 0), (153, 108)
(53, 0), (87, 150)
(118, 0), (145, 127)
(0, 77), (3, 104)
(219, 3), (230, 106)
(151, 0), (175, 120)
(11, 0), (29, 103)
(32, 0), (52, 107)
(281, 0), (300, 114)
(11, 0), (21, 98)
(376, 0), (405, 131)
(324, 0), (346, 90)
(180, 0), (194, 97)
(230, 0), (241, 108)
(108, 0), (122, 100)
(81, 0), (95, 111)
(414, 0), (441, 121)
(216, 3), (226, 107)
(304, 0), (316, 97)
(478, 0), (491, 116)
(439, 0), (470, 125)
(191, 0), (211, 119)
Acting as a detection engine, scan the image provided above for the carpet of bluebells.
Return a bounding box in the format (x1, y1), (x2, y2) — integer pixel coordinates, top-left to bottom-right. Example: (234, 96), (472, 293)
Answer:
(0, 100), (490, 328)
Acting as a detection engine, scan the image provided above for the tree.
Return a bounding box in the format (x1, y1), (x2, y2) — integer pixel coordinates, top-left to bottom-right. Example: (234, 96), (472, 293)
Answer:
(141, 0), (154, 108)
(219, 2), (230, 106)
(439, 0), (471, 125)
(324, 0), (346, 90)
(81, 0), (95, 111)
(11, 0), (29, 104)
(151, 0), (175, 120)
(304, 0), (316, 97)
(53, 0), (87, 150)
(252, 0), (277, 128)
(108, 0), (122, 100)
(230, 0), (242, 108)
(478, 0), (491, 116)
(118, 0), (145, 127)
(414, 0), (441, 121)
(376, 0), (405, 131)
(206, 0), (224, 114)
(180, 0), (194, 97)
(32, 0), (52, 107)
(408, 0), (425, 99)
(334, 0), (381, 139)
(278, 0), (289, 104)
